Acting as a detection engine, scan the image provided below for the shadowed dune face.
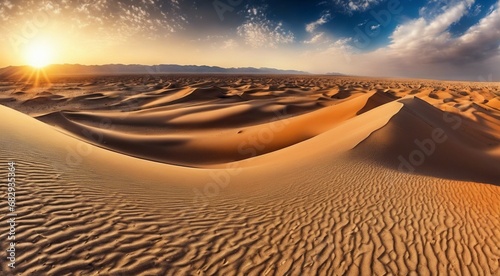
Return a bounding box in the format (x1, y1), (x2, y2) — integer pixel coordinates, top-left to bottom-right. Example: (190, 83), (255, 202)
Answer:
(353, 97), (500, 185)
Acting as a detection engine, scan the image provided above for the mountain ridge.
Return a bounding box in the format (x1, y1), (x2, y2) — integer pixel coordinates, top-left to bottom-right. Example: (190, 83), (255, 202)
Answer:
(0, 64), (310, 77)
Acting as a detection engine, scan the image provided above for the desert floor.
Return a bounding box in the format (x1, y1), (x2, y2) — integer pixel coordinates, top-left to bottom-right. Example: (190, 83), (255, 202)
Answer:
(0, 75), (499, 275)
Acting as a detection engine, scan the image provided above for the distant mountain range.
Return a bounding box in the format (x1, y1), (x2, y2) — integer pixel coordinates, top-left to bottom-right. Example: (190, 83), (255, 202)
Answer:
(325, 72), (346, 76)
(0, 64), (309, 77)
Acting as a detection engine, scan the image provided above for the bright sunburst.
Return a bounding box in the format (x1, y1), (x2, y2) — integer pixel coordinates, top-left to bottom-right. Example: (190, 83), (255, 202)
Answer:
(25, 40), (53, 69)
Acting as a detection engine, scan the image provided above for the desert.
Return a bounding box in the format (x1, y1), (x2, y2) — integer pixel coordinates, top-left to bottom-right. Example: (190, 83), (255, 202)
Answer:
(0, 73), (499, 274)
(2, 0), (500, 274)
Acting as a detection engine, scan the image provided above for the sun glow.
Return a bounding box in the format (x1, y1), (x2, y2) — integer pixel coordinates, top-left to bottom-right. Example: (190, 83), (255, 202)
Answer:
(25, 40), (54, 69)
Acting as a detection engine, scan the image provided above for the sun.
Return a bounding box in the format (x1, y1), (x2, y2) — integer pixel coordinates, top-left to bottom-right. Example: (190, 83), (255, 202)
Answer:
(25, 40), (54, 69)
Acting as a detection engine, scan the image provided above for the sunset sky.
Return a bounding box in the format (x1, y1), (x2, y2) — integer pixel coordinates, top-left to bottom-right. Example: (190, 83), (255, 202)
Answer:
(1, 0), (499, 80)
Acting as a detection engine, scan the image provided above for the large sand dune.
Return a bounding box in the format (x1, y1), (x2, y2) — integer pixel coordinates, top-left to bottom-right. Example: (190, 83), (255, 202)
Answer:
(0, 75), (499, 275)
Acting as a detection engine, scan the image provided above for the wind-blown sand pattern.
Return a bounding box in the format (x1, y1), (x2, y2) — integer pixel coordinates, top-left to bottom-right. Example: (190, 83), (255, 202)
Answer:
(0, 75), (499, 275)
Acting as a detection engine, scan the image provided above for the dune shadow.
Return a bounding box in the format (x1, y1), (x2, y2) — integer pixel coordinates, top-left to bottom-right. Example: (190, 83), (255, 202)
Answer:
(352, 97), (500, 186)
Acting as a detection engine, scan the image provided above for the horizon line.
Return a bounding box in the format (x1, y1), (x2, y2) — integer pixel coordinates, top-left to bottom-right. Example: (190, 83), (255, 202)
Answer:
(0, 63), (498, 83)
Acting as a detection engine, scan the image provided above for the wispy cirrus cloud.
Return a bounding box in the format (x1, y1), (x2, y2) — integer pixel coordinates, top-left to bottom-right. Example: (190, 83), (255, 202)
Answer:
(304, 32), (327, 44)
(306, 13), (331, 33)
(304, 12), (332, 45)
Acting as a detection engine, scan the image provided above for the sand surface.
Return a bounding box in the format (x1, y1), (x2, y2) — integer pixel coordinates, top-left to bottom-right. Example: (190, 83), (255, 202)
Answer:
(0, 75), (499, 275)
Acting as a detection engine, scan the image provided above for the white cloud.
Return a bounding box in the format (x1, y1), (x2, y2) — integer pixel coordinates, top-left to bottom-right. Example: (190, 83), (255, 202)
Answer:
(0, 0), (183, 42)
(334, 0), (382, 12)
(296, 0), (500, 80)
(4, 1), (13, 9)
(420, 0), (474, 18)
(386, 0), (500, 64)
(237, 6), (294, 48)
(470, 4), (482, 16)
(304, 33), (327, 44)
(489, 3), (496, 13)
(222, 38), (238, 49)
(331, 37), (354, 53)
(304, 13), (332, 45)
(306, 13), (331, 33)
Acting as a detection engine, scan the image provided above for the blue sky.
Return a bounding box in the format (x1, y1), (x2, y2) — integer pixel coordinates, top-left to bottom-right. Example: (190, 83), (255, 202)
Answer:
(1, 0), (499, 80)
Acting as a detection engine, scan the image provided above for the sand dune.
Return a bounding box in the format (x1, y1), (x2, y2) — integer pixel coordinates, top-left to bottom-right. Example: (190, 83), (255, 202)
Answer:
(0, 75), (499, 274)
(35, 91), (377, 165)
(353, 97), (500, 184)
